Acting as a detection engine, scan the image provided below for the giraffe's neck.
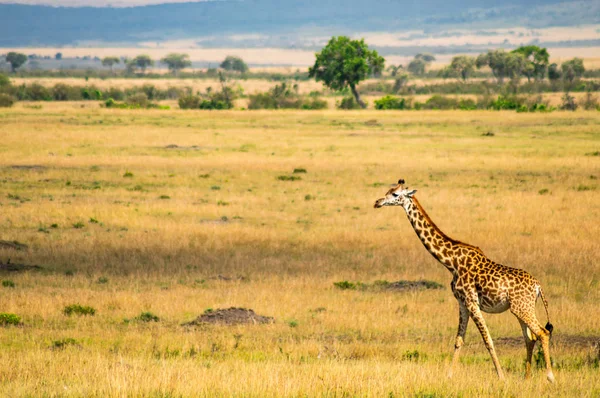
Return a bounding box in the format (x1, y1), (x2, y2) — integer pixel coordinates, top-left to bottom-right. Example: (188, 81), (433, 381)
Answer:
(402, 197), (464, 274)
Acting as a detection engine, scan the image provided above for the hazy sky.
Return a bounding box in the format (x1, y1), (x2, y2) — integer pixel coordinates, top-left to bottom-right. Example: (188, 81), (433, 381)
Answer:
(0, 0), (208, 6)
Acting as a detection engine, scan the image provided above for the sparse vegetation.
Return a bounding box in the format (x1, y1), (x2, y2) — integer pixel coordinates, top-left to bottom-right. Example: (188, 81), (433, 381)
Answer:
(0, 313), (21, 326)
(63, 304), (96, 316)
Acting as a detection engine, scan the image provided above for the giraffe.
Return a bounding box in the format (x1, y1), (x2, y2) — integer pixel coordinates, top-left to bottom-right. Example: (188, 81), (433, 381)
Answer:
(374, 179), (555, 382)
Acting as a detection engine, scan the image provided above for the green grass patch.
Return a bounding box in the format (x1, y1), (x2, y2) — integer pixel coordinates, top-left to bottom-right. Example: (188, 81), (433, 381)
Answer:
(63, 304), (96, 316)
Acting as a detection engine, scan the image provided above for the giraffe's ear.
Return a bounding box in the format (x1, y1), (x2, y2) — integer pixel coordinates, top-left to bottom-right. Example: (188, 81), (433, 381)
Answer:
(406, 189), (417, 197)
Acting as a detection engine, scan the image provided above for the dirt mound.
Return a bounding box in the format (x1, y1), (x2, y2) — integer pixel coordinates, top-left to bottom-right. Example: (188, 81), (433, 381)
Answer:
(382, 280), (444, 291)
(0, 261), (42, 272)
(0, 240), (28, 251)
(184, 307), (274, 326)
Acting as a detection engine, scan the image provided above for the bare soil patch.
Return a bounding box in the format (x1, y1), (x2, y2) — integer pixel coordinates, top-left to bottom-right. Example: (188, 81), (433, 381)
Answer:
(184, 307), (274, 326)
(496, 335), (600, 348)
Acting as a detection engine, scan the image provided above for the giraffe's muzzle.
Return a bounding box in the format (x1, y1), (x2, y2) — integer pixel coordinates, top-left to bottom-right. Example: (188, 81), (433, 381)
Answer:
(374, 198), (385, 208)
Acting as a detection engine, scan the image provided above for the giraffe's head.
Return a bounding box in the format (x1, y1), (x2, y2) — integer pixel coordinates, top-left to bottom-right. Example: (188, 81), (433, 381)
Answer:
(373, 179), (417, 209)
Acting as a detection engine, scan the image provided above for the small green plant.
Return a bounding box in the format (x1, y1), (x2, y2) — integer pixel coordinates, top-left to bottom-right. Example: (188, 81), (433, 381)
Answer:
(199, 174), (210, 178)
(72, 222), (85, 229)
(217, 200), (229, 206)
(0, 313), (21, 326)
(293, 168), (307, 174)
(123, 171), (134, 178)
(277, 175), (301, 181)
(2, 280), (15, 288)
(304, 194), (314, 201)
(135, 312), (160, 323)
(65, 270), (75, 276)
(577, 185), (595, 191)
(52, 338), (78, 349)
(50, 223), (59, 229)
(159, 195), (170, 199)
(96, 276), (109, 284)
(63, 304), (96, 316)
(89, 217), (99, 224)
(211, 186), (221, 190)
(402, 350), (426, 362)
(333, 281), (356, 290)
(538, 189), (549, 195)
(585, 151), (600, 156)
(287, 320), (298, 328)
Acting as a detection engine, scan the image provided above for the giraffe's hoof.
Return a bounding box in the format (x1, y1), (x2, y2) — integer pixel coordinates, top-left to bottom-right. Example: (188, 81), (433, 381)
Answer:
(547, 372), (555, 383)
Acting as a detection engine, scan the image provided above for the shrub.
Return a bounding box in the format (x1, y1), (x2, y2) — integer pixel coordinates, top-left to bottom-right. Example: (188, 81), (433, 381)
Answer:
(560, 93), (578, 111)
(63, 304), (96, 316)
(337, 96), (362, 110)
(422, 95), (459, 110)
(135, 312), (160, 322)
(178, 95), (201, 109)
(489, 95), (525, 110)
(0, 313), (21, 326)
(277, 175), (301, 181)
(25, 83), (51, 101)
(374, 95), (410, 110)
(2, 280), (15, 288)
(302, 97), (328, 110)
(126, 93), (149, 108)
(583, 92), (599, 110)
(0, 93), (15, 107)
(333, 281), (356, 290)
(458, 98), (477, 110)
(52, 338), (79, 349)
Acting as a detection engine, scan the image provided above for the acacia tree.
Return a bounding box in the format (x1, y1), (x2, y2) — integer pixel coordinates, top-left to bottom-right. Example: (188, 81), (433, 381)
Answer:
(101, 56), (120, 74)
(161, 53), (192, 76)
(511, 45), (549, 81)
(309, 36), (384, 109)
(220, 56), (248, 73)
(561, 58), (585, 83)
(130, 54), (154, 74)
(387, 64), (403, 77)
(476, 49), (525, 84)
(449, 55), (476, 81)
(6, 52), (27, 73)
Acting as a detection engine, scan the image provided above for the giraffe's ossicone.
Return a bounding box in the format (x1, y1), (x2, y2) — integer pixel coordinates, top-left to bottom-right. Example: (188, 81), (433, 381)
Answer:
(374, 179), (555, 383)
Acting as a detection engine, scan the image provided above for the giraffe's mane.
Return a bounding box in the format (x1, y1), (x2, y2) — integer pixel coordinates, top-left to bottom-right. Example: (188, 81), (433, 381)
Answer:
(411, 196), (485, 255)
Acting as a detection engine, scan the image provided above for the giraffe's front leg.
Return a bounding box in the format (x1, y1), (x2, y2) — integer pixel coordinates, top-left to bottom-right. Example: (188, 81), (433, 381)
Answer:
(465, 299), (505, 380)
(449, 300), (469, 378)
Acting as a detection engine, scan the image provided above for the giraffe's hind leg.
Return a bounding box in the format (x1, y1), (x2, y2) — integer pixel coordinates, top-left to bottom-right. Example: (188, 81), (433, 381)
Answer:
(449, 300), (469, 378)
(518, 319), (536, 379)
(511, 308), (555, 383)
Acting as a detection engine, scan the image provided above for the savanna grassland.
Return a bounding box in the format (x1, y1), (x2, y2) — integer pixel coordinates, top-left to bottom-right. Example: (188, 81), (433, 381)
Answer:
(0, 103), (599, 396)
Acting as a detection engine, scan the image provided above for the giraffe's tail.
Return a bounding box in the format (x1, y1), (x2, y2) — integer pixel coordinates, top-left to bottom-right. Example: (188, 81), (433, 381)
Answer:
(539, 286), (553, 335)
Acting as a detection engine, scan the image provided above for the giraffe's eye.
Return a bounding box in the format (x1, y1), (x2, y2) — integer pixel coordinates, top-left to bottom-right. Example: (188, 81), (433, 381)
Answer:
(392, 192), (399, 198)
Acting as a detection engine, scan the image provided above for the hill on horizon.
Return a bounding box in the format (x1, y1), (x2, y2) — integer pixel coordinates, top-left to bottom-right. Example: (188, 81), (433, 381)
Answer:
(0, 0), (599, 47)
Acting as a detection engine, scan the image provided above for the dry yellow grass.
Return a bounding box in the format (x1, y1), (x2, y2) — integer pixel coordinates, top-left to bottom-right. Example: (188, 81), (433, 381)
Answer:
(0, 104), (599, 396)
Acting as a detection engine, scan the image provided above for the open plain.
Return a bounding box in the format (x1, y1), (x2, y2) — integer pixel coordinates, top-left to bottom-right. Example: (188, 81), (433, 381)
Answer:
(0, 103), (599, 396)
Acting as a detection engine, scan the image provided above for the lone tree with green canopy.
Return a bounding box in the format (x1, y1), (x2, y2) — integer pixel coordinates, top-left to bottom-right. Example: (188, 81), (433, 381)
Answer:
(511, 45), (549, 82)
(101, 56), (120, 74)
(161, 53), (192, 76)
(309, 36), (384, 109)
(6, 52), (28, 73)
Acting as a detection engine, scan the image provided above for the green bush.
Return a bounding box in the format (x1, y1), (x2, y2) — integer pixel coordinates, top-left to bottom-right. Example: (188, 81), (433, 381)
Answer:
(0, 93), (16, 107)
(135, 312), (160, 322)
(301, 97), (328, 110)
(178, 95), (201, 109)
(2, 280), (15, 288)
(337, 96), (361, 110)
(63, 304), (96, 316)
(560, 93), (578, 111)
(374, 95), (410, 110)
(52, 338), (79, 349)
(248, 92), (278, 109)
(126, 93), (149, 108)
(422, 95), (459, 110)
(489, 95), (525, 110)
(333, 281), (356, 290)
(0, 313), (21, 326)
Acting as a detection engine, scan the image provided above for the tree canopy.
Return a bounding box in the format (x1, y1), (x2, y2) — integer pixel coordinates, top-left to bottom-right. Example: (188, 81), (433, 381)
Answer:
(476, 49), (525, 84)
(129, 54), (154, 74)
(161, 53), (192, 75)
(6, 52), (27, 73)
(561, 58), (585, 83)
(308, 36), (384, 109)
(449, 55), (476, 81)
(511, 45), (549, 81)
(220, 56), (248, 73)
(101, 56), (120, 73)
